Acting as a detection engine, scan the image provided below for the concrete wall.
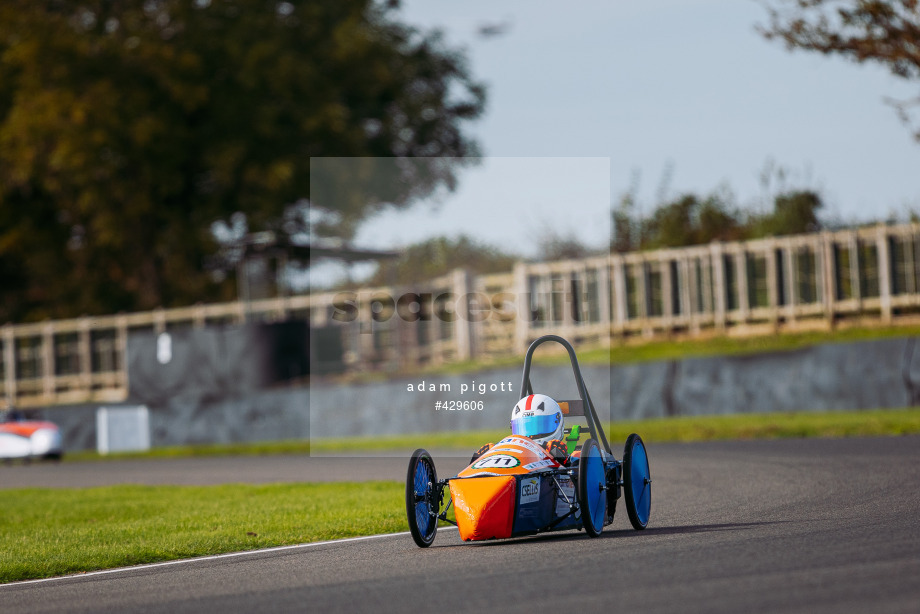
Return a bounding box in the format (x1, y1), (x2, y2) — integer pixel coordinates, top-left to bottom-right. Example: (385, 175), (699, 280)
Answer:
(36, 336), (920, 452)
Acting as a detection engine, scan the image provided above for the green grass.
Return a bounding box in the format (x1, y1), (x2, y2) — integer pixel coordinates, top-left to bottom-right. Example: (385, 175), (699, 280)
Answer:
(596, 324), (920, 365)
(64, 439), (318, 462)
(62, 407), (920, 461)
(0, 482), (406, 584)
(603, 408), (920, 443)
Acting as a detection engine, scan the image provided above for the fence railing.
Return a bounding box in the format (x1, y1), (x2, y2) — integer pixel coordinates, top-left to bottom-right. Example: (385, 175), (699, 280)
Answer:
(4, 223), (920, 409)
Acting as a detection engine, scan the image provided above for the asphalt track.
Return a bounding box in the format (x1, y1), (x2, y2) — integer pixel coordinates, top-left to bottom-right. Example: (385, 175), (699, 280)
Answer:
(2, 436), (919, 613)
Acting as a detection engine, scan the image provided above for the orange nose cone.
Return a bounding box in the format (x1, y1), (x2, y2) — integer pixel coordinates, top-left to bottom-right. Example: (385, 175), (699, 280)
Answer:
(449, 476), (516, 541)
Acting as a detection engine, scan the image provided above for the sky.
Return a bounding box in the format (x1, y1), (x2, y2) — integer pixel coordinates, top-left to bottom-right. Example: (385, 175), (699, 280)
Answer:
(340, 0), (920, 268)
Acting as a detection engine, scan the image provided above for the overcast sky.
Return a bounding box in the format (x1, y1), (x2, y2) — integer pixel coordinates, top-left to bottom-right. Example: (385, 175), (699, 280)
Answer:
(343, 0), (920, 264)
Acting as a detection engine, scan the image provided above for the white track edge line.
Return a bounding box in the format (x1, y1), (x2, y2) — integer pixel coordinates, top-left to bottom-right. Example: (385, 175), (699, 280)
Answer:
(2, 526), (459, 588)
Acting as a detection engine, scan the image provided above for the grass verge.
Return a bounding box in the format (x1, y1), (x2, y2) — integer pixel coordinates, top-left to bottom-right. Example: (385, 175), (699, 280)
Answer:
(0, 482), (406, 584)
(62, 407), (920, 461)
(597, 324), (920, 365)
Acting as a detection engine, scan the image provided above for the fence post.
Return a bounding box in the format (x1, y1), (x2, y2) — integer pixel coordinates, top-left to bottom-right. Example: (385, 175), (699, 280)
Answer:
(678, 255), (692, 324)
(877, 225), (893, 323)
(821, 232), (836, 323)
(2, 325), (15, 404)
(735, 248), (749, 321)
(513, 261), (530, 354)
(701, 252), (713, 315)
(561, 263), (576, 328)
(452, 268), (473, 361)
(687, 254), (702, 332)
(710, 243), (726, 330)
(661, 256), (674, 320)
(637, 259), (649, 319)
(42, 322), (55, 401)
(153, 308), (167, 335)
(597, 260), (611, 339)
(193, 304), (206, 328)
(611, 255), (627, 333)
(765, 239), (779, 323)
(848, 231), (861, 306)
(906, 228), (917, 295)
(78, 317), (92, 394)
(783, 241), (797, 322)
(116, 314), (128, 393)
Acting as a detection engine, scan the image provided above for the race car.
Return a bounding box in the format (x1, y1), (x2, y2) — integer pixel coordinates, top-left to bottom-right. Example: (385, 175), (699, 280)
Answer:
(0, 410), (63, 462)
(406, 334), (651, 547)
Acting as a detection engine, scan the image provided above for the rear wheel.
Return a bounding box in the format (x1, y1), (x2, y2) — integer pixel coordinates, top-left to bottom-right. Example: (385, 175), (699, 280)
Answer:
(577, 438), (606, 537)
(623, 433), (651, 530)
(406, 449), (438, 547)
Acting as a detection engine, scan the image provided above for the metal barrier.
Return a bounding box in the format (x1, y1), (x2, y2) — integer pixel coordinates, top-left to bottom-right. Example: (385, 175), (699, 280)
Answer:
(3, 223), (920, 408)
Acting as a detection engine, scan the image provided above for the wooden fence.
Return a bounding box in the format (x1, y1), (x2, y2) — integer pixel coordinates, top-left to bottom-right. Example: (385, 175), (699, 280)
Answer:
(4, 223), (920, 409)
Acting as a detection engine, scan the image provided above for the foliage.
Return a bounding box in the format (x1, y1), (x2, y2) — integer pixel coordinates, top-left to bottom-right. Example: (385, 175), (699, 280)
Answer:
(359, 234), (517, 287)
(752, 190), (823, 235)
(60, 402), (920, 462)
(760, 0), (920, 139)
(611, 187), (823, 252)
(534, 227), (593, 261)
(0, 0), (485, 322)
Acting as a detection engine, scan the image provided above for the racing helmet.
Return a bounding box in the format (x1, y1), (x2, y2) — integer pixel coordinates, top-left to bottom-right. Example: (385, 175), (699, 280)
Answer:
(510, 393), (564, 445)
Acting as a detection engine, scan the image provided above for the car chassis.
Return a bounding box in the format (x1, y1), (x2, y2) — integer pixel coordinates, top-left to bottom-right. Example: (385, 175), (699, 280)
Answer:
(406, 334), (652, 547)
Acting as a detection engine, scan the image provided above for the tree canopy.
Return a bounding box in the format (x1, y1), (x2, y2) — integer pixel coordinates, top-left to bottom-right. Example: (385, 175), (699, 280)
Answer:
(760, 0), (920, 139)
(611, 188), (825, 252)
(0, 0), (485, 322)
(358, 235), (518, 288)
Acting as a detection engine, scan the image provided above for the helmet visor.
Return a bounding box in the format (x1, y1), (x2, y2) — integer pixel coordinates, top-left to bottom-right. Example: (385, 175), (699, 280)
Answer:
(511, 413), (560, 439)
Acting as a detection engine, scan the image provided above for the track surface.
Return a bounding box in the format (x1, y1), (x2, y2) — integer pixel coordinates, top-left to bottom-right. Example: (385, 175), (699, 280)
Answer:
(2, 437), (919, 613)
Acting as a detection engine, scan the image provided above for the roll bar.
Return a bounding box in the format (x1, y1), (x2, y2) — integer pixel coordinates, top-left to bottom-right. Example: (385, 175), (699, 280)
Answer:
(519, 335), (611, 455)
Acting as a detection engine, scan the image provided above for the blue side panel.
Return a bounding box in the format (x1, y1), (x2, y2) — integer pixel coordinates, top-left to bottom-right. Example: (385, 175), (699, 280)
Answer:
(512, 474), (556, 535)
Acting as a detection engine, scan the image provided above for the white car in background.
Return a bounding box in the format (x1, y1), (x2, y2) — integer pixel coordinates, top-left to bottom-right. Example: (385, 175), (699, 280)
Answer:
(0, 411), (63, 462)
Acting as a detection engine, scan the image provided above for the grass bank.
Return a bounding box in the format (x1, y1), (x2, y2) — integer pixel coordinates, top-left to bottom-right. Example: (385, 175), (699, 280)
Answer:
(60, 407), (920, 461)
(0, 482), (405, 584)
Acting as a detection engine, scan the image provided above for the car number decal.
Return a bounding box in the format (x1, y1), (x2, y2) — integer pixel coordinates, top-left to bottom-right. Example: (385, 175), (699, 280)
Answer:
(471, 454), (521, 469)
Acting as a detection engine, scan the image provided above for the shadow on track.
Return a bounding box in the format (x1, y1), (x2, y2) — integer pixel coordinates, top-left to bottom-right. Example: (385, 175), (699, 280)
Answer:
(607, 520), (791, 539)
(435, 520), (789, 548)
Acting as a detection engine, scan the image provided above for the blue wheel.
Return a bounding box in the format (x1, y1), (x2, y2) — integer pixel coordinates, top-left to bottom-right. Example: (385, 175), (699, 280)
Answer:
(406, 448), (438, 547)
(623, 433), (651, 530)
(577, 438), (606, 537)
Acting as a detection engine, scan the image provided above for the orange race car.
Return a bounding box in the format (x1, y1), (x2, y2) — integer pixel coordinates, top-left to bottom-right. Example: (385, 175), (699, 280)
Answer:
(406, 335), (651, 547)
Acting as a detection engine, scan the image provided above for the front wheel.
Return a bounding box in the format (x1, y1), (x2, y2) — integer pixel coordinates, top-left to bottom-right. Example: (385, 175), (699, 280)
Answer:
(623, 433), (651, 530)
(406, 448), (438, 547)
(577, 438), (606, 537)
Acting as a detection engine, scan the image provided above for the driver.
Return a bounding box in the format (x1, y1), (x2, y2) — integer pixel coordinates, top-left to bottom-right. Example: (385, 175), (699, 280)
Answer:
(471, 393), (569, 464)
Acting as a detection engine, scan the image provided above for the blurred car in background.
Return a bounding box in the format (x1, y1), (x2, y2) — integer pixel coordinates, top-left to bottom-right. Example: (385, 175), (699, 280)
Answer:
(0, 409), (63, 462)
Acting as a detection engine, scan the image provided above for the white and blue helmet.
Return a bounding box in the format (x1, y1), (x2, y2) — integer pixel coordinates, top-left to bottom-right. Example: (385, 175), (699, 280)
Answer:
(511, 393), (564, 445)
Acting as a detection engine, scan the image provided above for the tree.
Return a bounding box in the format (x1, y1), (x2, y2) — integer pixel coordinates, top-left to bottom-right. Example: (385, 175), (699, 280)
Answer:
(611, 193), (638, 254)
(0, 0), (485, 322)
(618, 191), (746, 250)
(641, 195), (698, 249)
(755, 190), (824, 236)
(609, 185), (824, 251)
(358, 235), (518, 288)
(760, 0), (920, 139)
